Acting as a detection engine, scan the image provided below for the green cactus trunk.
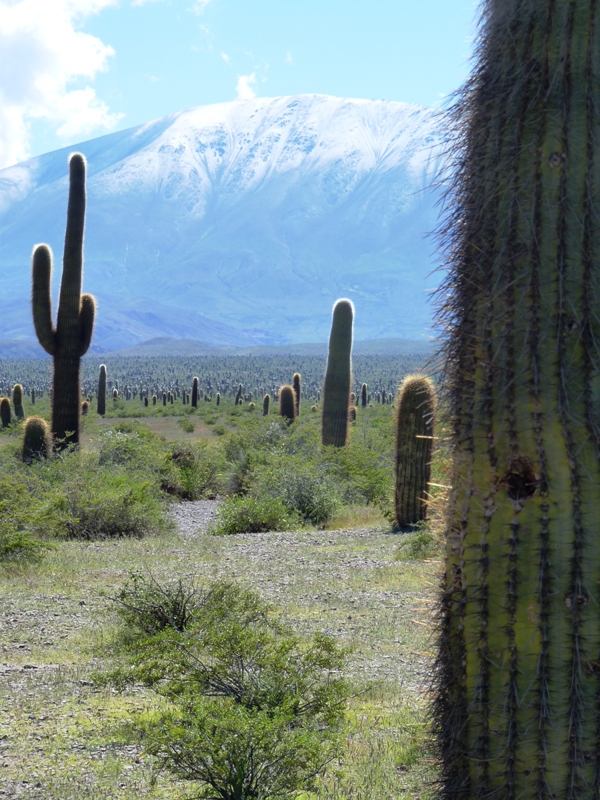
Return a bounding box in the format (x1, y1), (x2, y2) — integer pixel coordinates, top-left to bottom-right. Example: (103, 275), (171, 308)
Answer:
(12, 384), (24, 419)
(292, 373), (301, 416)
(394, 376), (435, 528)
(278, 385), (296, 423)
(97, 364), (106, 416)
(321, 299), (353, 447)
(192, 377), (199, 408)
(0, 398), (11, 428)
(31, 154), (95, 449)
(434, 1), (600, 797)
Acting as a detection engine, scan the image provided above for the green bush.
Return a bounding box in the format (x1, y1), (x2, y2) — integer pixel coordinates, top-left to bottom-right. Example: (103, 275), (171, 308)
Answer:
(177, 417), (195, 433)
(395, 526), (440, 561)
(210, 495), (300, 535)
(251, 457), (340, 526)
(114, 571), (200, 634)
(160, 441), (224, 500)
(106, 580), (350, 800)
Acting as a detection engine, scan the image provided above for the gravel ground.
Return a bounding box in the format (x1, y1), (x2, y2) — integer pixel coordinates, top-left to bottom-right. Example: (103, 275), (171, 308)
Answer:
(169, 499), (222, 536)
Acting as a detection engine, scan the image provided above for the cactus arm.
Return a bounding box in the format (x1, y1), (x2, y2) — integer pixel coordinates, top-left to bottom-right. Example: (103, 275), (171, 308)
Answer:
(79, 293), (95, 356)
(57, 153), (86, 333)
(31, 245), (57, 355)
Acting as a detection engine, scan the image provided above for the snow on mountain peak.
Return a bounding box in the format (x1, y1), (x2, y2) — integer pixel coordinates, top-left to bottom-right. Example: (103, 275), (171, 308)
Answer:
(0, 95), (445, 350)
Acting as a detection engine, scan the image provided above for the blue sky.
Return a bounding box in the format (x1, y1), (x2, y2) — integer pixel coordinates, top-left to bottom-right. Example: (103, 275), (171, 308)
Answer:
(0, 0), (478, 169)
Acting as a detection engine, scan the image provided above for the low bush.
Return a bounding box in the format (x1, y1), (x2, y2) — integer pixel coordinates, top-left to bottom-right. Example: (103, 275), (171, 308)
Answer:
(160, 441), (224, 500)
(114, 570), (200, 634)
(395, 525), (441, 561)
(250, 456), (340, 526)
(106, 579), (350, 800)
(209, 495), (300, 535)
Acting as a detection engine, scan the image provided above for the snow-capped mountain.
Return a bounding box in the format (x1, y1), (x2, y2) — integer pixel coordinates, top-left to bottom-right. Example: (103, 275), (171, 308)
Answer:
(0, 94), (444, 352)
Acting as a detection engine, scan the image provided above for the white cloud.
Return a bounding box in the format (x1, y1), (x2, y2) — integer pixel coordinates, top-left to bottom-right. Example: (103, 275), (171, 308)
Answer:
(235, 73), (256, 100)
(0, 0), (123, 169)
(220, 51), (231, 64)
(189, 0), (212, 14)
(285, 51), (292, 64)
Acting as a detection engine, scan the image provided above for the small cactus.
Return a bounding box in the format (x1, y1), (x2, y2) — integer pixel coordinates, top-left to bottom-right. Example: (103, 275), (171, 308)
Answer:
(0, 398), (11, 427)
(22, 416), (52, 463)
(263, 393), (270, 416)
(216, 392), (221, 406)
(152, 395), (157, 406)
(348, 405), (357, 422)
(279, 385), (296, 423)
(81, 400), (89, 415)
(31, 387), (36, 405)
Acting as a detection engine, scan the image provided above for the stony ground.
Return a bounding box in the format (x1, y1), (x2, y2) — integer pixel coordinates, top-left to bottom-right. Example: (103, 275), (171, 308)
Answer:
(0, 501), (439, 799)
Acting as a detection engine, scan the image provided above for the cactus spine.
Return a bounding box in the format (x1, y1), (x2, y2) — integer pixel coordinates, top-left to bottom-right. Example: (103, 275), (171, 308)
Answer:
(12, 384), (24, 419)
(321, 299), (353, 447)
(97, 364), (106, 415)
(22, 416), (51, 463)
(394, 376), (435, 528)
(278, 385), (296, 423)
(434, 1), (600, 796)
(292, 373), (301, 416)
(31, 153), (95, 449)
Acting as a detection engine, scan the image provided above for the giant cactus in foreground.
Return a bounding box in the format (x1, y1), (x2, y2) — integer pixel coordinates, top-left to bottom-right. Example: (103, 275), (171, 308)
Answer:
(31, 153), (95, 449)
(321, 299), (353, 447)
(434, 1), (600, 797)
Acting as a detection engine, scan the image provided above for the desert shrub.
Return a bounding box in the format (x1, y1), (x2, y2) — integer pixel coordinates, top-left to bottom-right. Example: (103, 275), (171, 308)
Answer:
(160, 441), (224, 500)
(395, 525), (441, 561)
(250, 456), (340, 526)
(177, 417), (195, 433)
(210, 495), (300, 536)
(106, 580), (350, 800)
(115, 571), (200, 634)
(55, 471), (166, 540)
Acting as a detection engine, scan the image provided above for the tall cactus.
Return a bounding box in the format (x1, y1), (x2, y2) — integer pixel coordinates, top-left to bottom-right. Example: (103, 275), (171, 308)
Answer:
(434, 1), (600, 797)
(262, 393), (270, 416)
(31, 153), (95, 449)
(12, 384), (24, 419)
(360, 383), (368, 408)
(97, 364), (106, 416)
(191, 377), (199, 408)
(394, 375), (435, 528)
(292, 373), (301, 416)
(321, 299), (353, 447)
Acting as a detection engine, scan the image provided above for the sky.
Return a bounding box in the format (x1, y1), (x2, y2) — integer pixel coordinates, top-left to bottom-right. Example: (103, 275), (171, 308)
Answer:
(0, 0), (478, 170)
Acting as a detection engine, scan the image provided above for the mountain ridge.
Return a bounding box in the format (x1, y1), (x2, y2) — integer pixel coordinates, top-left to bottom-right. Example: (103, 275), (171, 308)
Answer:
(0, 94), (444, 350)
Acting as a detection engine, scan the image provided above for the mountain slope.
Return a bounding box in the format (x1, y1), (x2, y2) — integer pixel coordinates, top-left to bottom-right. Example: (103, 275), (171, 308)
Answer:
(0, 94), (444, 351)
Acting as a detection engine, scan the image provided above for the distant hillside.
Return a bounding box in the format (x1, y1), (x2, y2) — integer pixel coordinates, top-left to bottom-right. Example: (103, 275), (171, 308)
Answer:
(105, 336), (435, 359)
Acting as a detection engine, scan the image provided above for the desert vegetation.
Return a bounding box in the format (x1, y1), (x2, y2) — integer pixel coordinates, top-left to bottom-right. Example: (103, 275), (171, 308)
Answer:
(0, 343), (443, 799)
